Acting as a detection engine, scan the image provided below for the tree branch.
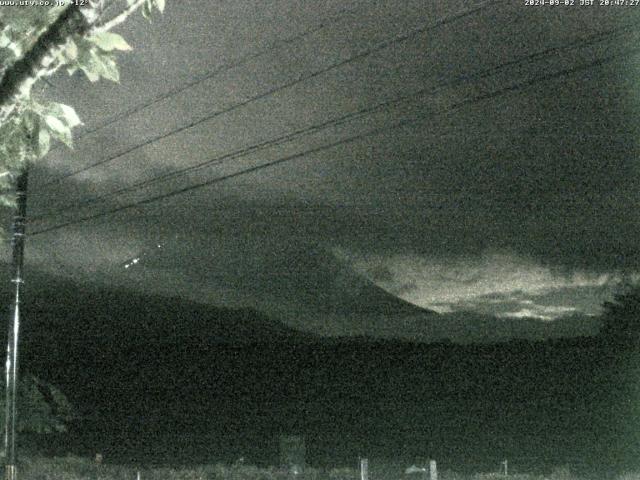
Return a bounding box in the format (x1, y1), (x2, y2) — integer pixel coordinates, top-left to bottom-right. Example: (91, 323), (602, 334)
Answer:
(0, 4), (91, 123)
(91, 0), (147, 34)
(0, 0), (152, 125)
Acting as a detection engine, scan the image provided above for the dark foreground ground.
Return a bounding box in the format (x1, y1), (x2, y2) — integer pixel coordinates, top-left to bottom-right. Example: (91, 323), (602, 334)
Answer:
(10, 282), (640, 475)
(20, 335), (640, 475)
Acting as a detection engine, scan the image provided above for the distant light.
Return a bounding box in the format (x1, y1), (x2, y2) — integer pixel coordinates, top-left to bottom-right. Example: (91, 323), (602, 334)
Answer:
(405, 466), (427, 474)
(122, 242), (163, 269)
(124, 257), (141, 269)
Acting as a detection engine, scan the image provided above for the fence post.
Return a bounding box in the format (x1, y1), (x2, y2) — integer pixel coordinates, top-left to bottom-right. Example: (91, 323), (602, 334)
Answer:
(279, 435), (306, 474)
(429, 460), (437, 480)
(360, 458), (369, 480)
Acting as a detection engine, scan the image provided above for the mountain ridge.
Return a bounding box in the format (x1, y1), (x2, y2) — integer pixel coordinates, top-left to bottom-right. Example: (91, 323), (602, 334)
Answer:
(0, 268), (602, 346)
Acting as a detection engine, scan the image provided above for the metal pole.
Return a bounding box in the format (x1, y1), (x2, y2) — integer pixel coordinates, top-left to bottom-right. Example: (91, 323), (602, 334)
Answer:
(4, 170), (28, 480)
(359, 458), (368, 480)
(429, 460), (437, 480)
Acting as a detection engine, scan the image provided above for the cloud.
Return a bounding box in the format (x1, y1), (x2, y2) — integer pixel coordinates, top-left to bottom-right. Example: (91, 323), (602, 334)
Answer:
(335, 248), (626, 318)
(499, 309), (554, 321)
(497, 305), (577, 322)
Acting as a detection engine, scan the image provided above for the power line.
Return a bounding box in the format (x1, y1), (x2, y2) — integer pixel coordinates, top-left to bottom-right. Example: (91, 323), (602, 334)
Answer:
(30, 45), (639, 237)
(34, 0), (502, 191)
(33, 47), (638, 234)
(30, 20), (640, 221)
(45, 3), (362, 151)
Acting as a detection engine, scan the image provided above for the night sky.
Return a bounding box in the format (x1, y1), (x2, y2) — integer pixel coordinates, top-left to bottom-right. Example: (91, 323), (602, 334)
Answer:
(1, 0), (634, 341)
(3, 0), (640, 471)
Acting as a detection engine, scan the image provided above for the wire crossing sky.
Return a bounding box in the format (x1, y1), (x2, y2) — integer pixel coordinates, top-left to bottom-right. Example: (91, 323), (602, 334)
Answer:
(30, 20), (640, 224)
(37, 3), (366, 187)
(35, 0), (501, 199)
(15, 0), (640, 341)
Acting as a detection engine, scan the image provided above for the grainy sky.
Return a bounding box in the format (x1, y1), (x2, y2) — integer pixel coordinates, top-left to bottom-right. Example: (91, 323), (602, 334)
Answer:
(7, 0), (640, 340)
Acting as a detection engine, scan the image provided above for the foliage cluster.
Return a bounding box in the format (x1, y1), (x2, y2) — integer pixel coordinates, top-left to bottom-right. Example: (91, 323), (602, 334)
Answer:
(0, 374), (73, 435)
(0, 0), (165, 207)
(598, 284), (640, 344)
(0, 0), (165, 442)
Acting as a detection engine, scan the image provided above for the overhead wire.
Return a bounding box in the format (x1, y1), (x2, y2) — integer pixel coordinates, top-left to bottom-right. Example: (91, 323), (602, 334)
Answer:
(29, 19), (640, 221)
(30, 44), (640, 237)
(44, 3), (363, 152)
(33, 0), (503, 190)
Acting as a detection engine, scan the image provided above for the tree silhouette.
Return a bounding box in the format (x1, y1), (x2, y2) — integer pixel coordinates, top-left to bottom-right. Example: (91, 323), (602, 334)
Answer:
(599, 284), (640, 344)
(0, 374), (73, 436)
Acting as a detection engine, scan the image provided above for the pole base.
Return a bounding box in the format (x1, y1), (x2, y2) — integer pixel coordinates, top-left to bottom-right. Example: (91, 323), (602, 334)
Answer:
(4, 464), (16, 480)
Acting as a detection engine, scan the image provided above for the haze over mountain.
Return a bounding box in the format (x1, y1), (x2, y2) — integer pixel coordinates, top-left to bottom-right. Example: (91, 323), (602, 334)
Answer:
(12, 273), (318, 347)
(2, 264), (603, 347)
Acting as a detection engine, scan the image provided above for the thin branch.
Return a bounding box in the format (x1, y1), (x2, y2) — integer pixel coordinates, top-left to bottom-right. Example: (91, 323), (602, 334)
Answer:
(0, 4), (91, 123)
(91, 0), (147, 34)
(0, 0), (149, 124)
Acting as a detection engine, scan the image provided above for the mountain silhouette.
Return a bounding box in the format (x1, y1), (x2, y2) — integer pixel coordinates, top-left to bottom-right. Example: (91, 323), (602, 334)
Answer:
(0, 258), (601, 348)
(8, 271), (318, 347)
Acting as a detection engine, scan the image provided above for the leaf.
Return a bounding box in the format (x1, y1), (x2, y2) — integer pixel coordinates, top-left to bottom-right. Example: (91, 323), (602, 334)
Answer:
(44, 115), (65, 134)
(0, 172), (13, 192)
(44, 115), (72, 148)
(38, 128), (50, 158)
(142, 0), (153, 20)
(58, 104), (82, 129)
(88, 32), (132, 52)
(73, 37), (96, 80)
(0, 31), (11, 48)
(90, 49), (119, 82)
(34, 102), (83, 130)
(80, 64), (100, 82)
(0, 194), (17, 209)
(154, 0), (165, 13)
(64, 38), (78, 60)
(6, 41), (21, 59)
(77, 48), (119, 83)
(102, 55), (119, 82)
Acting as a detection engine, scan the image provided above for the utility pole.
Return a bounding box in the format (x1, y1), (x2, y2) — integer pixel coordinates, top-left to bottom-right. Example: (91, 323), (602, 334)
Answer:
(359, 458), (369, 480)
(3, 170), (28, 480)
